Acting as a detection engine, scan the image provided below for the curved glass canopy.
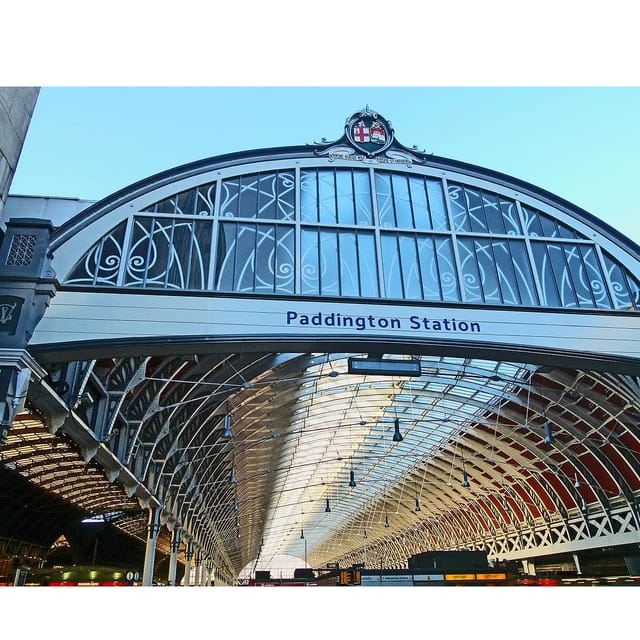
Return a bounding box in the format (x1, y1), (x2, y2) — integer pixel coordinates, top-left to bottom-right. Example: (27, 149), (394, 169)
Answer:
(6, 111), (640, 582)
(65, 166), (640, 312)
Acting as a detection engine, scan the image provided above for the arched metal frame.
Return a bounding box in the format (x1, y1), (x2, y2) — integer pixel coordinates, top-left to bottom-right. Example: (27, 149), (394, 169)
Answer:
(6, 114), (640, 581)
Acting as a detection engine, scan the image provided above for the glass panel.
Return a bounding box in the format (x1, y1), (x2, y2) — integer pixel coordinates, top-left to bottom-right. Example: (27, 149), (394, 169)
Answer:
(357, 231), (378, 297)
(464, 186), (488, 233)
(176, 190), (197, 216)
(301, 228), (320, 295)
(220, 177), (240, 218)
(254, 225), (277, 292)
(144, 182), (216, 216)
(473, 238), (501, 303)
(124, 217), (155, 286)
(215, 222), (237, 291)
(530, 242), (563, 308)
(213, 223), (294, 294)
(353, 170), (373, 226)
(435, 237), (460, 302)
(238, 174), (258, 218)
(482, 192), (506, 235)
(539, 212), (559, 238)
(447, 183), (471, 232)
(164, 220), (192, 289)
(409, 176), (430, 230)
(153, 198), (176, 214)
(257, 174), (277, 220)
(189, 222), (212, 289)
(336, 171), (356, 225)
(492, 240), (521, 305)
(125, 218), (211, 290)
(275, 172), (296, 221)
(524, 206), (581, 240)
(380, 233), (403, 298)
(65, 221), (127, 286)
(318, 170), (337, 224)
(416, 236), (441, 301)
(319, 229), (339, 295)
(457, 238), (484, 303)
(628, 274), (640, 310)
(578, 245), (611, 309)
(548, 243), (578, 307)
(426, 178), (449, 231)
(561, 243), (594, 308)
(521, 206), (543, 237)
(275, 226), (295, 294)
(603, 253), (640, 310)
(195, 183), (217, 216)
(499, 197), (521, 235)
(392, 173), (414, 228)
(508, 240), (538, 306)
(300, 170), (319, 222)
(220, 172), (294, 221)
(339, 231), (359, 296)
(164, 220), (211, 290)
(233, 225), (259, 292)
(375, 172), (395, 228)
(399, 234), (422, 299)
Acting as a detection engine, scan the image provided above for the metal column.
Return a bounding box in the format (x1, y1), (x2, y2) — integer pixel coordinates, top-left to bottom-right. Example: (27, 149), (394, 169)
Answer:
(184, 539), (194, 586)
(142, 507), (160, 586)
(167, 526), (181, 586)
(194, 549), (203, 586)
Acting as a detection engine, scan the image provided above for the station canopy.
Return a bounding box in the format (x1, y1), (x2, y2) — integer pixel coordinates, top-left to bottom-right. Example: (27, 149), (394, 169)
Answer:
(3, 108), (640, 579)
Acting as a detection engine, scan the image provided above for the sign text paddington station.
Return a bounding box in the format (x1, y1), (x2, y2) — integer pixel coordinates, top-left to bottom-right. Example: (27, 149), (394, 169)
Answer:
(29, 292), (640, 372)
(286, 311), (481, 334)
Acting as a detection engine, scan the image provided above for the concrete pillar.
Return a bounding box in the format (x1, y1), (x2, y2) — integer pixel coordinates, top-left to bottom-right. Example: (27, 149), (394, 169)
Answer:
(0, 88), (39, 220)
(167, 526), (181, 586)
(142, 507), (160, 586)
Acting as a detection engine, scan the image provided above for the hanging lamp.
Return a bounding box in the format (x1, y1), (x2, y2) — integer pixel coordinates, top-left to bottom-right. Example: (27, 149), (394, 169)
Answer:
(392, 417), (403, 442)
(222, 414), (232, 438)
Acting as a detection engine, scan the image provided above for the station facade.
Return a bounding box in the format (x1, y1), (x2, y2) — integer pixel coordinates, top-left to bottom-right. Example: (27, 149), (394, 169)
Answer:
(1, 107), (640, 585)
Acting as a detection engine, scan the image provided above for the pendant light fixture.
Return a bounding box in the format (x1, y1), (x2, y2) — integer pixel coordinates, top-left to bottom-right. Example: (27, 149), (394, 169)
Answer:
(461, 453), (470, 488)
(392, 417), (403, 442)
(544, 421), (554, 444)
(415, 497), (421, 512)
(222, 414), (232, 438)
(325, 498), (331, 513)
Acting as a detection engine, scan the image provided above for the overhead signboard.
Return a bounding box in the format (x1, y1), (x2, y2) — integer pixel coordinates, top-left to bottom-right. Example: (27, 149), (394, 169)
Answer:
(348, 357), (422, 376)
(31, 292), (640, 373)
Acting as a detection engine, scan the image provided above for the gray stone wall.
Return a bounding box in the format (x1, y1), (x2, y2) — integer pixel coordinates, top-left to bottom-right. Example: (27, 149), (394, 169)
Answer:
(0, 88), (39, 221)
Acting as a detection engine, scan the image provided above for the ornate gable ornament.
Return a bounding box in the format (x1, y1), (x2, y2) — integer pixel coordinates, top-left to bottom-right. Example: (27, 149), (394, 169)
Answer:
(344, 106), (394, 157)
(313, 107), (424, 166)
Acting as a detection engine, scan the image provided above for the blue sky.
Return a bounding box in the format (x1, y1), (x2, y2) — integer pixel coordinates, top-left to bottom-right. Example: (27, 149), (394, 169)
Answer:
(10, 86), (640, 245)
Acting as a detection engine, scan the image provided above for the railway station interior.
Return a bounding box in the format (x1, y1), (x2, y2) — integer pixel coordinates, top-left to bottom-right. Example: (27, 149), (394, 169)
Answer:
(1, 87), (640, 623)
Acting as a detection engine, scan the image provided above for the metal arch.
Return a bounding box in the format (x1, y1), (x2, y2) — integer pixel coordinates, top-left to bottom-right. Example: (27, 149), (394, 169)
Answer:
(7, 351), (640, 578)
